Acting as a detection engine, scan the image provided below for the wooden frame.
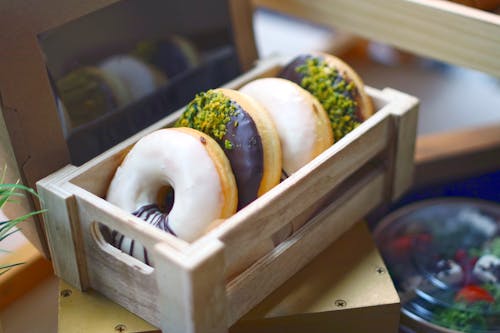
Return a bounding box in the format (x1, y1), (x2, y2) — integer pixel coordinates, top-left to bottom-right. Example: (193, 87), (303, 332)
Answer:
(37, 57), (418, 333)
(56, 222), (400, 333)
(415, 124), (500, 188)
(0, 0), (257, 257)
(252, 0), (500, 77)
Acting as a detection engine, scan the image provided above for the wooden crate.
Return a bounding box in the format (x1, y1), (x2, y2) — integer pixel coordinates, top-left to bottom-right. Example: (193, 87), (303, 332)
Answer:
(55, 222), (400, 333)
(37, 57), (418, 333)
(253, 0), (500, 77)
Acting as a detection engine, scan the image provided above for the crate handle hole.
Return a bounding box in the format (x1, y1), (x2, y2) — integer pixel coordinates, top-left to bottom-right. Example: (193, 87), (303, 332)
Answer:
(91, 222), (154, 274)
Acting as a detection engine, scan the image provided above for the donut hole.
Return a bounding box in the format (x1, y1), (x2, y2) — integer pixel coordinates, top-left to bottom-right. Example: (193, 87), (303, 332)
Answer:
(157, 185), (175, 215)
(92, 186), (176, 268)
(91, 222), (154, 272)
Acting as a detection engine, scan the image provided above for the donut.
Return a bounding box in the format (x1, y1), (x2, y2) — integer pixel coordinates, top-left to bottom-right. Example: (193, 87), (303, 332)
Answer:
(240, 78), (333, 177)
(106, 127), (237, 262)
(99, 55), (167, 101)
(56, 66), (132, 128)
(132, 35), (199, 78)
(175, 88), (281, 209)
(279, 53), (374, 141)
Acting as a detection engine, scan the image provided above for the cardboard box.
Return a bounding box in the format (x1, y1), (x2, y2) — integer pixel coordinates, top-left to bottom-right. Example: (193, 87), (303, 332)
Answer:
(0, 0), (256, 256)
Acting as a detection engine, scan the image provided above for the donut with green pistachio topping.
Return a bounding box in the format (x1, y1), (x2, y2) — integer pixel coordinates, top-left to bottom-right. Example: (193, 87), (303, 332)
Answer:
(279, 53), (374, 141)
(176, 89), (281, 209)
(175, 90), (238, 150)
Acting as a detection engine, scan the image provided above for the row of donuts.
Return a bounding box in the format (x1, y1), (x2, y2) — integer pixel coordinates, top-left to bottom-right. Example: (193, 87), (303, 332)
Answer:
(105, 52), (374, 262)
(56, 36), (199, 130)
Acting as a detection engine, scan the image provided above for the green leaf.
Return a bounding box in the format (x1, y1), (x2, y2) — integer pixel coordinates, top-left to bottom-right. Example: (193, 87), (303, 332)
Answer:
(0, 262), (25, 270)
(0, 209), (46, 240)
(0, 183), (41, 198)
(0, 228), (20, 241)
(0, 167), (45, 273)
(0, 184), (20, 209)
(0, 262), (25, 275)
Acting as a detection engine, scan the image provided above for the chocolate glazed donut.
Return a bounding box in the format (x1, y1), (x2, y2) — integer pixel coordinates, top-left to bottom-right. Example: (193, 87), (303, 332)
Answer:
(279, 53), (374, 141)
(221, 103), (264, 208)
(107, 203), (175, 266)
(176, 89), (281, 209)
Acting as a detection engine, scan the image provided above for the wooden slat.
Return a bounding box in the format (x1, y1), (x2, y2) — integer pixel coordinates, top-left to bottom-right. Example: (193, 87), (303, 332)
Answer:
(0, 0), (119, 258)
(0, 106), (49, 257)
(36, 165), (86, 290)
(0, 0), (260, 258)
(415, 124), (500, 187)
(203, 109), (391, 278)
(229, 0), (259, 71)
(252, 0), (500, 77)
(68, 183), (188, 252)
(226, 167), (387, 324)
(64, 183), (189, 325)
(154, 240), (227, 333)
(36, 53), (418, 328)
(232, 222), (399, 333)
(382, 88), (420, 200)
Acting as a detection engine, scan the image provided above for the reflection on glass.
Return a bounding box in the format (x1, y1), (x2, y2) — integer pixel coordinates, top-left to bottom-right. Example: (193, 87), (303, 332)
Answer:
(38, 0), (241, 165)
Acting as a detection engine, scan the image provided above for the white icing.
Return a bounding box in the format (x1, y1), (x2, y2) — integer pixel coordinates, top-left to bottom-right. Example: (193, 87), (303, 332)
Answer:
(435, 259), (464, 285)
(473, 254), (500, 283)
(240, 78), (317, 175)
(106, 129), (224, 242)
(99, 55), (157, 101)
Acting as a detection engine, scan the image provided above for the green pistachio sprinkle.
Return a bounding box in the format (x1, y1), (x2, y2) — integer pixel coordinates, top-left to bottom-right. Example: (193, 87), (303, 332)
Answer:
(297, 57), (360, 141)
(224, 139), (233, 150)
(175, 90), (238, 145)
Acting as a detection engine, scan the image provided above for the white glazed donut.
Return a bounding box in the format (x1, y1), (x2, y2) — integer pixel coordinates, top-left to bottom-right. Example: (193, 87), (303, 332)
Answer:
(240, 78), (333, 176)
(99, 55), (166, 101)
(106, 127), (237, 262)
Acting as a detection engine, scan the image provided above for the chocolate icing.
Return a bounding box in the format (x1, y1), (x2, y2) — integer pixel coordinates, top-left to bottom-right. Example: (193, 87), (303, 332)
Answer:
(56, 67), (120, 127)
(109, 203), (175, 266)
(223, 102), (264, 209)
(176, 91), (265, 210)
(278, 55), (310, 87)
(278, 55), (363, 122)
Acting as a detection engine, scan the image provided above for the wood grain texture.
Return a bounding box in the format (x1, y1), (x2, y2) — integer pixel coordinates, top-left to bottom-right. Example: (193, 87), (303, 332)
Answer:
(0, 0), (260, 257)
(36, 165), (86, 290)
(382, 88), (420, 200)
(231, 222), (399, 333)
(415, 124), (500, 187)
(229, 0), (259, 71)
(56, 222), (399, 333)
(226, 168), (387, 324)
(205, 110), (392, 279)
(0, 0), (120, 257)
(37, 58), (418, 330)
(0, 106), (50, 257)
(200, 83), (393, 279)
(56, 222), (400, 333)
(154, 240), (227, 333)
(65, 181), (189, 325)
(252, 0), (500, 77)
